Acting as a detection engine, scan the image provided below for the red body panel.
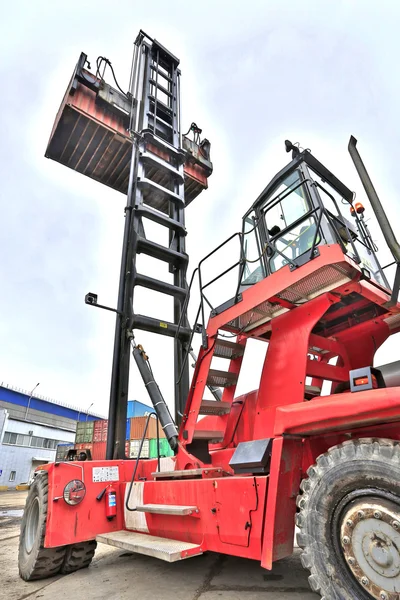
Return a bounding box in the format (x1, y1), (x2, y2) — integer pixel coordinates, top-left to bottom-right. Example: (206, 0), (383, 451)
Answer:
(275, 387), (400, 436)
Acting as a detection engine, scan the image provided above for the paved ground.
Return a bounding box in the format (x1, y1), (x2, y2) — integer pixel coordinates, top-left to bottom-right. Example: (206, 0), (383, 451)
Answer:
(0, 491), (317, 600)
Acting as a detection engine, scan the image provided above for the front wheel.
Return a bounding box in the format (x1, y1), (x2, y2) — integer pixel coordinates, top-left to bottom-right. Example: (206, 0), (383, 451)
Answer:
(19, 471), (97, 581)
(19, 471), (66, 580)
(297, 438), (400, 600)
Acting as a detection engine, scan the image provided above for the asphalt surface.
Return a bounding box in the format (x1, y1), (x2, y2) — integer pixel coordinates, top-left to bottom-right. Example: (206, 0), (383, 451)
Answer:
(0, 490), (318, 600)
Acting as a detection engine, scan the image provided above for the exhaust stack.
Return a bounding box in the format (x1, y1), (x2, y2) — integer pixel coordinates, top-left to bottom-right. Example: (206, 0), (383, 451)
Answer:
(348, 135), (400, 306)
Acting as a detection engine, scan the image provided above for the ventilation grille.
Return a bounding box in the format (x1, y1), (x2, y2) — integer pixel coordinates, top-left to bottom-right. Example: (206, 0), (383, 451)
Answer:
(278, 263), (355, 304)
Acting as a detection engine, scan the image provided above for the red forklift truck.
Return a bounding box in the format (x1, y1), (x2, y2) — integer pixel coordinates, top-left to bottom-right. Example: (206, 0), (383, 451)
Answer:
(19, 31), (400, 600)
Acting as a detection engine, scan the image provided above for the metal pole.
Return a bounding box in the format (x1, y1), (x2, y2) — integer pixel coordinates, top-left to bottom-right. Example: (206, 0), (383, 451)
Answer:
(348, 136), (400, 262)
(25, 383), (40, 420)
(86, 402), (94, 422)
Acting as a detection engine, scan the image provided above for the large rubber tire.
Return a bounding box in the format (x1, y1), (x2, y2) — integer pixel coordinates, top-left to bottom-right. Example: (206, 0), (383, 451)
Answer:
(296, 438), (400, 600)
(61, 540), (97, 574)
(19, 472), (66, 581)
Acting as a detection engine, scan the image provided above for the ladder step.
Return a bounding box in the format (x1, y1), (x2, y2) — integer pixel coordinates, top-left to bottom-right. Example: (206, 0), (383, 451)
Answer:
(193, 430), (224, 442)
(136, 504), (198, 516)
(135, 273), (187, 299)
(214, 339), (245, 360)
(132, 314), (191, 340)
(148, 97), (173, 117)
(141, 150), (183, 182)
(199, 400), (231, 416)
(207, 369), (238, 388)
(148, 110), (173, 129)
(142, 131), (185, 163)
(137, 237), (188, 267)
(149, 78), (173, 98)
(152, 468), (204, 480)
(150, 65), (173, 83)
(97, 530), (202, 562)
(138, 177), (184, 205)
(135, 206), (186, 235)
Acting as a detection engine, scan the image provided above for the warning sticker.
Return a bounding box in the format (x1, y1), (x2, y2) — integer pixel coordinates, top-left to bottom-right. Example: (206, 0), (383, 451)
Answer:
(92, 466), (120, 483)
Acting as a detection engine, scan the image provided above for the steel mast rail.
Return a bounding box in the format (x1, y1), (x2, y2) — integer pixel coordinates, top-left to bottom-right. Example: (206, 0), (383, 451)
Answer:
(106, 33), (192, 459)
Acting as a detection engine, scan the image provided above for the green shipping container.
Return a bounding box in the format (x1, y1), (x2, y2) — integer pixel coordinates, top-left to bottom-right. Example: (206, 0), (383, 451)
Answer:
(149, 438), (174, 459)
(75, 421), (94, 444)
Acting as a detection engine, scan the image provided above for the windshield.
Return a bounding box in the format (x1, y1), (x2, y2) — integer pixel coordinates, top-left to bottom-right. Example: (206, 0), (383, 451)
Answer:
(262, 170), (320, 272)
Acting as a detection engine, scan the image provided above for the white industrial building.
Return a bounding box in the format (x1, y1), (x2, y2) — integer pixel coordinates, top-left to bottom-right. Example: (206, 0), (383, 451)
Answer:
(0, 383), (104, 488)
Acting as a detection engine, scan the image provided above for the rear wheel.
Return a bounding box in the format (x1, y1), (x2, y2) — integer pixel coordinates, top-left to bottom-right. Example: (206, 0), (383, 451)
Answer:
(19, 471), (97, 581)
(61, 541), (97, 574)
(19, 472), (66, 580)
(297, 438), (400, 600)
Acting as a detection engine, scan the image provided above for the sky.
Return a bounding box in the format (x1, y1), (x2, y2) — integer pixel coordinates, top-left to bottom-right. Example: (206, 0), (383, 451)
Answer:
(1, 0), (400, 417)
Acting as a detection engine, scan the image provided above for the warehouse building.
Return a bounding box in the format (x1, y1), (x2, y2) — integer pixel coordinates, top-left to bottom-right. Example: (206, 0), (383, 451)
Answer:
(0, 383), (105, 488)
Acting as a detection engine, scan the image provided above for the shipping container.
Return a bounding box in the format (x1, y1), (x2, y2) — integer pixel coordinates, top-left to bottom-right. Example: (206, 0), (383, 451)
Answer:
(130, 416), (165, 440)
(75, 431), (94, 444)
(101, 420), (108, 442)
(74, 443), (93, 452)
(129, 439), (150, 459)
(127, 400), (153, 419)
(75, 420), (94, 443)
(149, 438), (174, 459)
(125, 441), (129, 458)
(126, 418), (130, 441)
(91, 441), (107, 461)
(93, 419), (108, 442)
(45, 55), (212, 208)
(93, 420), (103, 442)
(76, 421), (94, 432)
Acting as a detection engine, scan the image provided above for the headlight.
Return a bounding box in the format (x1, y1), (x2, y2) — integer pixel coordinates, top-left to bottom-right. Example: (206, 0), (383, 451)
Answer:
(63, 479), (86, 505)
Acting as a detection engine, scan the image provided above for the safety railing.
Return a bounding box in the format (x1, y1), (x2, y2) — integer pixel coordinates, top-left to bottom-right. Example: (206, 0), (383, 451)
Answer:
(174, 175), (365, 386)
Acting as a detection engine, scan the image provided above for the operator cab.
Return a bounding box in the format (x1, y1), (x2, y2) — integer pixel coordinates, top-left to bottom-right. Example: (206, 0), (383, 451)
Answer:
(241, 141), (389, 291)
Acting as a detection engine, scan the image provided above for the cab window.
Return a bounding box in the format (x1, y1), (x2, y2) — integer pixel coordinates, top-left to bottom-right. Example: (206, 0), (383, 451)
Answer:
(263, 170), (320, 272)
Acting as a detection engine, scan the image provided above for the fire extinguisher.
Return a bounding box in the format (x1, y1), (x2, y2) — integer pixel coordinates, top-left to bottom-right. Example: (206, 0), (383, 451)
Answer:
(97, 484), (117, 521)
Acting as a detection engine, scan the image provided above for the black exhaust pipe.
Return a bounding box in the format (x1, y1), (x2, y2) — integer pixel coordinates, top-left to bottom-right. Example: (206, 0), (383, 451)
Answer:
(348, 135), (400, 306)
(376, 360), (400, 388)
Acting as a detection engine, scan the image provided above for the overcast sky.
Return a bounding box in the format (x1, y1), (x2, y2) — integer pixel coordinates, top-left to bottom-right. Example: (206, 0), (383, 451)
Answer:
(1, 0), (400, 417)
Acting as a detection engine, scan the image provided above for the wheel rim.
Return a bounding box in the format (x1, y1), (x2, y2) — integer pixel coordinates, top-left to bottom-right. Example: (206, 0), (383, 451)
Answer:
(25, 497), (40, 553)
(340, 497), (400, 600)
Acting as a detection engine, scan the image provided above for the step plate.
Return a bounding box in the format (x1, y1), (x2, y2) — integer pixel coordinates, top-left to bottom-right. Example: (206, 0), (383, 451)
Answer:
(96, 530), (202, 562)
(193, 430), (224, 442)
(199, 400), (231, 416)
(214, 339), (245, 360)
(136, 504), (198, 516)
(207, 369), (238, 388)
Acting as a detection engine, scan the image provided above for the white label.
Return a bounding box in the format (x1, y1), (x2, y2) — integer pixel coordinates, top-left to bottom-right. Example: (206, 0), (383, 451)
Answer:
(92, 466), (120, 483)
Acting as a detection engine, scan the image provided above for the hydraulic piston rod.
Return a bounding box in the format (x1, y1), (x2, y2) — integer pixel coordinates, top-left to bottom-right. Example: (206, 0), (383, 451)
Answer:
(132, 344), (178, 451)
